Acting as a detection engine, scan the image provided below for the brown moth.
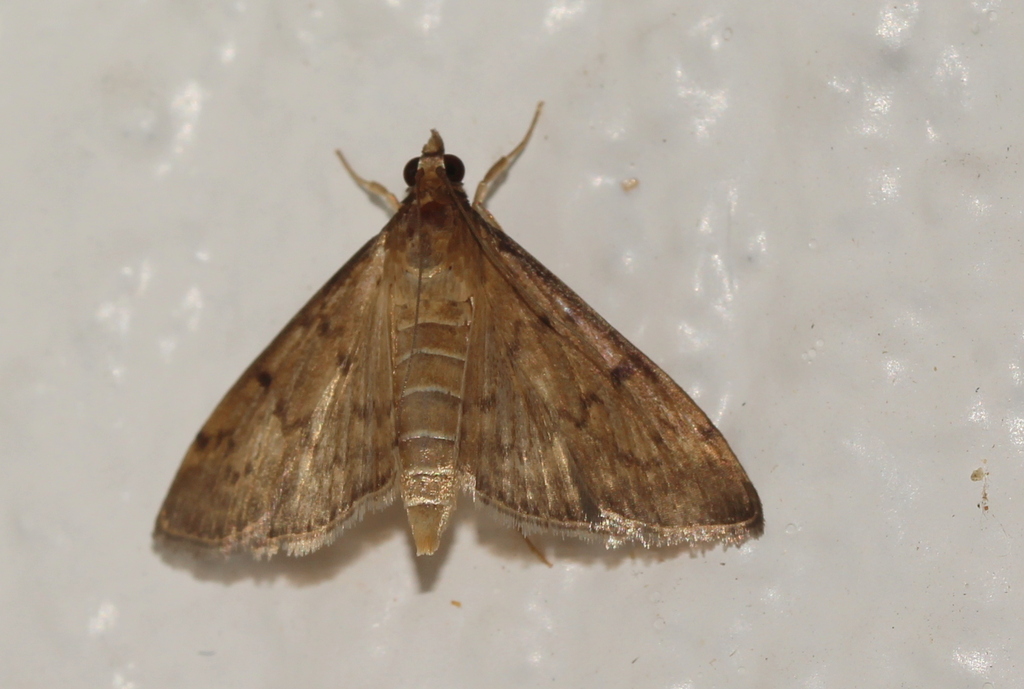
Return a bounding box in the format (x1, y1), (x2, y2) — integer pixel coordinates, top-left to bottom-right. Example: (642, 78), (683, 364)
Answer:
(154, 103), (762, 558)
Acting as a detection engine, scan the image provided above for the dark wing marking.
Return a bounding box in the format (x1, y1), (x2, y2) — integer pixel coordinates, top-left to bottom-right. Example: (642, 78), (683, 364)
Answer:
(459, 213), (762, 548)
(155, 231), (399, 557)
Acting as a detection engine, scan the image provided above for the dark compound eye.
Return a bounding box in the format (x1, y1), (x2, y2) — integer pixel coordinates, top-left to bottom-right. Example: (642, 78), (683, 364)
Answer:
(443, 154), (465, 183)
(403, 157), (420, 186)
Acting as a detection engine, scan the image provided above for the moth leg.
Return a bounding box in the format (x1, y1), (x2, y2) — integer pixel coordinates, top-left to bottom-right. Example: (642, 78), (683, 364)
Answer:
(335, 149), (401, 213)
(520, 532), (553, 568)
(473, 102), (544, 208)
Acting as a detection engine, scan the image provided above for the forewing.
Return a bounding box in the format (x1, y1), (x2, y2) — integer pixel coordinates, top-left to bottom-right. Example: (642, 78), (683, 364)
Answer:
(459, 214), (762, 548)
(155, 232), (398, 557)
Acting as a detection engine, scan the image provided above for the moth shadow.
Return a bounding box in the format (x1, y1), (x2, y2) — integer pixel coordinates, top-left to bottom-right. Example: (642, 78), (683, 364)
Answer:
(152, 507), (408, 587)
(468, 504), (705, 568)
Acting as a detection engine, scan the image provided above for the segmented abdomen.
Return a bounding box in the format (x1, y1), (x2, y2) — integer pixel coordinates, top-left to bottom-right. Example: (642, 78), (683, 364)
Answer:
(393, 297), (472, 508)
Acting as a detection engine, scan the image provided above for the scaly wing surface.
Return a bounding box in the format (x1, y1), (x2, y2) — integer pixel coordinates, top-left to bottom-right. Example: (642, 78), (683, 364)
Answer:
(155, 232), (398, 557)
(459, 214), (762, 547)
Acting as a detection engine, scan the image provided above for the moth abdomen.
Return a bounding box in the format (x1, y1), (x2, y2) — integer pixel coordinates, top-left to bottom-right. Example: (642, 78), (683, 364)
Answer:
(392, 293), (474, 555)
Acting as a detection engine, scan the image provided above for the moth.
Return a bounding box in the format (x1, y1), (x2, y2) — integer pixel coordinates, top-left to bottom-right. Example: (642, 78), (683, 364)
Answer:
(154, 104), (762, 558)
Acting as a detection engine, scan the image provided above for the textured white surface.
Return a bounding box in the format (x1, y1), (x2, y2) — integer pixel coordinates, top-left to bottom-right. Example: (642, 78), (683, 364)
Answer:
(2, 1), (1021, 687)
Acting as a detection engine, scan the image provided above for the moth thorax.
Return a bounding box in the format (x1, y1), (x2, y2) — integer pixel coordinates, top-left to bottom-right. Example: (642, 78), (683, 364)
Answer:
(409, 239), (446, 273)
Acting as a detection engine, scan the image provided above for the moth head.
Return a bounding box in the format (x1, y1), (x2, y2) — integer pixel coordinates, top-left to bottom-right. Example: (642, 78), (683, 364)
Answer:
(402, 130), (465, 188)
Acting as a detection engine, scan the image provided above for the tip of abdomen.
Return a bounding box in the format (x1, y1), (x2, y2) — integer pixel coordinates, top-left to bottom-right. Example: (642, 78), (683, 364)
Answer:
(406, 503), (450, 556)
